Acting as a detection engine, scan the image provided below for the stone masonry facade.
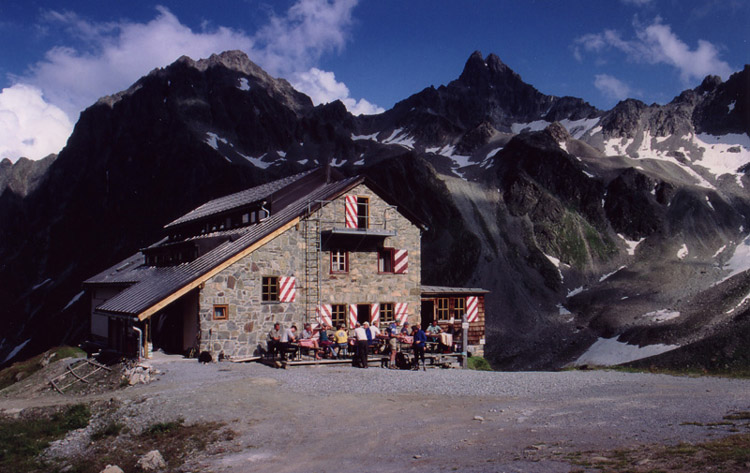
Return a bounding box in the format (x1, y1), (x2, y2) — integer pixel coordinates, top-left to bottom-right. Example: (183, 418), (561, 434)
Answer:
(198, 184), (422, 358)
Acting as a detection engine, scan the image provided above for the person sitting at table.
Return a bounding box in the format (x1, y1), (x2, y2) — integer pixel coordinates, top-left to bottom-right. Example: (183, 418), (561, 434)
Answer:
(333, 324), (348, 358)
(399, 322), (410, 340)
(298, 323), (320, 359)
(279, 324), (297, 361)
(267, 322), (282, 359)
(386, 329), (399, 369)
(318, 324), (336, 358)
(426, 321), (441, 335)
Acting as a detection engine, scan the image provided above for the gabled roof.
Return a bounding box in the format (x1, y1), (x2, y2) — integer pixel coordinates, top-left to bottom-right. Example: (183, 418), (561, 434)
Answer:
(88, 169), (428, 321)
(164, 168), (318, 228)
(92, 176), (361, 319)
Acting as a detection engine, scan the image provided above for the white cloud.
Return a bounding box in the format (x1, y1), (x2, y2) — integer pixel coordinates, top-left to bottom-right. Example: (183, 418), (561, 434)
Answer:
(594, 74), (632, 101)
(0, 84), (73, 162)
(292, 68), (384, 115)
(573, 17), (733, 83)
(5, 0), (379, 161)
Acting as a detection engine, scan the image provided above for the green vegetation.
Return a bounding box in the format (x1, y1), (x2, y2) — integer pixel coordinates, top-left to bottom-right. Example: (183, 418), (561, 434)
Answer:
(89, 421), (124, 441)
(467, 356), (493, 371)
(565, 433), (750, 472)
(0, 346), (86, 391)
(0, 404), (90, 472)
(143, 419), (185, 436)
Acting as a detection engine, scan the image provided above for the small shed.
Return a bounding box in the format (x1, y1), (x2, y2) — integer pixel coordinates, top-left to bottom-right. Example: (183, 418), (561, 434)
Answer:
(421, 285), (488, 357)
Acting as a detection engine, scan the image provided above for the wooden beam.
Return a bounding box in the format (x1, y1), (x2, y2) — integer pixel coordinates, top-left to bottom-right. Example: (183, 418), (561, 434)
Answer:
(136, 217), (300, 321)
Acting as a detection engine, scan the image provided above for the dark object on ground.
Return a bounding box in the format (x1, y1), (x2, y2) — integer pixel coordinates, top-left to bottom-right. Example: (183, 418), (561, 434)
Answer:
(198, 351), (213, 363)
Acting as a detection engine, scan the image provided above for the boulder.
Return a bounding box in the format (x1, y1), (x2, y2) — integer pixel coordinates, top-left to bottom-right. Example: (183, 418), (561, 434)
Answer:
(137, 449), (167, 471)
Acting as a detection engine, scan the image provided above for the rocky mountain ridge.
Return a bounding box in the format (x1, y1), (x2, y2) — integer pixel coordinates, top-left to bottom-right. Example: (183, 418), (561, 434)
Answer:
(0, 50), (748, 370)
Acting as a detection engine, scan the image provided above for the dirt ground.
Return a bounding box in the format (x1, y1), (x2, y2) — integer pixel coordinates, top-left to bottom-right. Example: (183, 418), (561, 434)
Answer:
(1, 353), (749, 472)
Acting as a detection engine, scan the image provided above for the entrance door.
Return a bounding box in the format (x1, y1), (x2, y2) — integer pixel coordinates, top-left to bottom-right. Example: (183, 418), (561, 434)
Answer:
(421, 300), (435, 327)
(356, 304), (371, 325)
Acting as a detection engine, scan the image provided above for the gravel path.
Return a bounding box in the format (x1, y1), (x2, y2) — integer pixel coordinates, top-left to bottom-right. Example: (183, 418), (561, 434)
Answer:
(3, 353), (749, 472)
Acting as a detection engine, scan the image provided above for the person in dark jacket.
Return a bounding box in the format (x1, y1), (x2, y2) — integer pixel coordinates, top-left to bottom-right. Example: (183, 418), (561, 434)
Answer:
(411, 324), (427, 370)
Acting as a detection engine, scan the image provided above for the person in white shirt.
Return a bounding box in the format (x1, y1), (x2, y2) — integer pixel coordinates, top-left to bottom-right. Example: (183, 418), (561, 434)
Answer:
(354, 323), (369, 368)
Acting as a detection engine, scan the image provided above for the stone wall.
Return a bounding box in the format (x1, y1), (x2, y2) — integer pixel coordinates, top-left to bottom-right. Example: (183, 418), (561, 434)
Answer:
(198, 184), (423, 358)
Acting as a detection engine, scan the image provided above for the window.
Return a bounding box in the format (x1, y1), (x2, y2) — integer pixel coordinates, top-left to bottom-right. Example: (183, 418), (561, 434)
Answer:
(378, 248), (394, 273)
(331, 304), (347, 328)
(330, 250), (348, 273)
(380, 303), (395, 324)
(213, 304), (228, 320)
(357, 197), (369, 228)
(451, 297), (466, 321)
(436, 298), (450, 321)
(262, 276), (279, 302)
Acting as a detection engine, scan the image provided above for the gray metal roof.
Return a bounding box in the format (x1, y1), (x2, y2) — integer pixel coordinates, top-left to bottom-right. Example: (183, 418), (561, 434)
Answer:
(421, 285), (489, 295)
(83, 253), (156, 286)
(164, 168), (318, 229)
(95, 176), (362, 317)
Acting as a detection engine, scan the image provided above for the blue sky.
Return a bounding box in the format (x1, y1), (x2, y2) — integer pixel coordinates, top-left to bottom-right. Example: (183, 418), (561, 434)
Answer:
(0, 0), (747, 161)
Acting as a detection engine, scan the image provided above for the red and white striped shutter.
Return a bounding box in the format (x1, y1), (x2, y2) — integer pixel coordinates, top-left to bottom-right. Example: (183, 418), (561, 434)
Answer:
(370, 303), (379, 326)
(349, 305), (358, 329)
(279, 277), (296, 302)
(345, 195), (357, 228)
(466, 296), (478, 322)
(395, 303), (409, 325)
(316, 304), (332, 327)
(393, 249), (408, 273)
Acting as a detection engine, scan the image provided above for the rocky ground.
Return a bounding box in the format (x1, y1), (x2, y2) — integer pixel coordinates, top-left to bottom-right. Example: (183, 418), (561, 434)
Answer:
(1, 353), (749, 472)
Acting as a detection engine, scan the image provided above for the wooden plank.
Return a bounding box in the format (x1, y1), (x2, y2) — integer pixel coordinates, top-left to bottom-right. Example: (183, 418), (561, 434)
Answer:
(49, 378), (65, 395)
(85, 359), (112, 371)
(136, 217), (301, 321)
(230, 356), (261, 363)
(67, 365), (90, 383)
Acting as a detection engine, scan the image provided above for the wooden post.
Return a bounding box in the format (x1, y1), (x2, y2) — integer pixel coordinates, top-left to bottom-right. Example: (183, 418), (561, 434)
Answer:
(461, 314), (468, 369)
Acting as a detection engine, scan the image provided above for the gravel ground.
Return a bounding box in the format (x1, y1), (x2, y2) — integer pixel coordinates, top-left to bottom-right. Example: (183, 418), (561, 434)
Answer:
(3, 352), (749, 472)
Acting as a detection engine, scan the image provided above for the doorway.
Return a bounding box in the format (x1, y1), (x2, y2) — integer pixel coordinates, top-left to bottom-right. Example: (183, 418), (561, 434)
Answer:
(421, 300), (435, 327)
(356, 304), (371, 325)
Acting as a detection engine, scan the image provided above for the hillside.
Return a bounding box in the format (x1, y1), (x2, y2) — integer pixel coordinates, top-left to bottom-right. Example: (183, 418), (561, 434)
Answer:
(0, 50), (748, 370)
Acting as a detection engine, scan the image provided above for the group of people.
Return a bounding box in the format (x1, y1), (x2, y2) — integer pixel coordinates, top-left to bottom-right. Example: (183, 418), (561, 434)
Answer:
(266, 320), (451, 369)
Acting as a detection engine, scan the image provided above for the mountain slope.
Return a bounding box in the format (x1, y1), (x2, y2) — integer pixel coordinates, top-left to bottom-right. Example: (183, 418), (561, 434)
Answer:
(0, 50), (748, 371)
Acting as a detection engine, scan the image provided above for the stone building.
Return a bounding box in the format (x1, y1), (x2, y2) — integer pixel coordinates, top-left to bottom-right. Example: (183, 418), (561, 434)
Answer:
(84, 168), (442, 359)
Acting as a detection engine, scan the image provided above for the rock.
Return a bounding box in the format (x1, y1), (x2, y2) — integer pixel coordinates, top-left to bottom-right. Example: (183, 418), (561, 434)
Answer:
(99, 466), (124, 473)
(473, 415), (484, 422)
(137, 449), (167, 471)
(413, 454), (422, 459)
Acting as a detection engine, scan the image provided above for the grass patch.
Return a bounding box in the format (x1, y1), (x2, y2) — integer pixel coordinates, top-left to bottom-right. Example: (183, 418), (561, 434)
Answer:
(90, 421), (124, 441)
(143, 419), (184, 436)
(0, 404), (90, 472)
(467, 356), (493, 371)
(566, 434), (750, 473)
(0, 346), (86, 391)
(724, 411), (750, 421)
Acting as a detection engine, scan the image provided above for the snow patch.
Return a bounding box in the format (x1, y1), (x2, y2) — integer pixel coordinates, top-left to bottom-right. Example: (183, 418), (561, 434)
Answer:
(728, 100), (736, 112)
(205, 132), (228, 151)
(544, 253), (564, 281)
(511, 120), (549, 134)
(705, 195), (714, 211)
(351, 132), (378, 141)
(237, 78), (250, 91)
(238, 152), (271, 169)
(3, 339), (31, 364)
(567, 286), (584, 298)
(677, 244), (689, 260)
(718, 236), (750, 283)
(381, 128), (415, 149)
(713, 244), (727, 258)
(32, 278), (52, 291)
(692, 133), (750, 179)
(618, 234), (645, 256)
(559, 117), (600, 139)
(643, 309), (681, 323)
(599, 266), (626, 282)
(726, 291), (750, 314)
(486, 147), (503, 159)
(63, 291), (85, 311)
(573, 337), (680, 366)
